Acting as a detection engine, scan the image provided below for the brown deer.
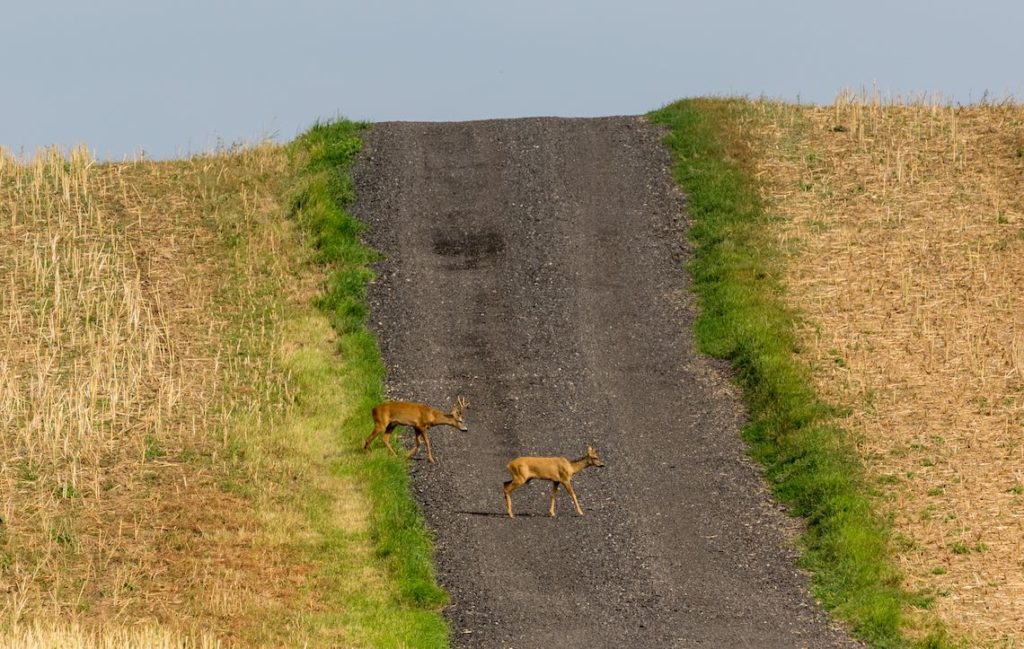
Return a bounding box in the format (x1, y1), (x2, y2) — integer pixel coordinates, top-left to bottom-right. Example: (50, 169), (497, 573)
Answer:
(363, 396), (468, 463)
(503, 446), (605, 518)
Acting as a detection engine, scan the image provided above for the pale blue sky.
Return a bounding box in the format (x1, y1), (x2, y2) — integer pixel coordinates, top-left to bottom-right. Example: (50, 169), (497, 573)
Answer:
(2, 0), (1021, 160)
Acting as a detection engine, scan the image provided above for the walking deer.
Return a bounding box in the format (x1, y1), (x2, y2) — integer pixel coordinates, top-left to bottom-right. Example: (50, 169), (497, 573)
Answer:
(363, 396), (468, 463)
(503, 446), (605, 518)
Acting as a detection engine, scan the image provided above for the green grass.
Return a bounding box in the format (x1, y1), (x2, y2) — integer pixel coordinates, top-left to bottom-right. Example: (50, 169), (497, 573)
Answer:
(648, 99), (953, 649)
(285, 119), (449, 646)
(269, 314), (447, 647)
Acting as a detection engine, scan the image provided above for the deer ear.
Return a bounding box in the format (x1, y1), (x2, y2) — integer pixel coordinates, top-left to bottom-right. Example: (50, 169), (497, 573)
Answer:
(587, 445), (594, 453)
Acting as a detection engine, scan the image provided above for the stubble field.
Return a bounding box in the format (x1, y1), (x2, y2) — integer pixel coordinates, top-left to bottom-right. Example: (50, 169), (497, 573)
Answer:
(0, 139), (429, 647)
(752, 94), (1024, 646)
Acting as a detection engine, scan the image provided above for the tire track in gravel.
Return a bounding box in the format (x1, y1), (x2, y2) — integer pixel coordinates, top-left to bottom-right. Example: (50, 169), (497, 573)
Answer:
(354, 117), (859, 648)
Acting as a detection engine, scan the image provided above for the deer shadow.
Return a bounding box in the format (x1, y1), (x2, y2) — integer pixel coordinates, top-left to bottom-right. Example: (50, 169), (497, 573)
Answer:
(456, 510), (545, 518)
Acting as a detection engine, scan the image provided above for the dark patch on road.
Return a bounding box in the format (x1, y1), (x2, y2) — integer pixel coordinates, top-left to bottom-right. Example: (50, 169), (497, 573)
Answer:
(431, 227), (505, 269)
(353, 117), (859, 648)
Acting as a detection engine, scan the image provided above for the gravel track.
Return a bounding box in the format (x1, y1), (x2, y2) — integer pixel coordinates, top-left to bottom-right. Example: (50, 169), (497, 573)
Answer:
(354, 116), (858, 648)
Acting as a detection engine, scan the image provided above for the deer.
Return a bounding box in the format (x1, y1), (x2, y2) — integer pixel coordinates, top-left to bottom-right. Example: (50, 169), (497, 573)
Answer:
(363, 396), (468, 464)
(503, 445), (605, 518)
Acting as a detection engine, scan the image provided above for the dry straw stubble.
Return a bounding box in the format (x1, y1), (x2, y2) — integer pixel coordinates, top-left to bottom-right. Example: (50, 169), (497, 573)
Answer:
(0, 143), (310, 644)
(754, 92), (1024, 645)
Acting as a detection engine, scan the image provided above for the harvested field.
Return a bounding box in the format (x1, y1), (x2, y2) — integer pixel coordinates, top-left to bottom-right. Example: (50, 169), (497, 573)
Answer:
(752, 94), (1024, 645)
(0, 144), (323, 644)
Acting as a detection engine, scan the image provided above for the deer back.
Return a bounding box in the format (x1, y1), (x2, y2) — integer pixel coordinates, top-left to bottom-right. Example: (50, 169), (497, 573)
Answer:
(507, 456), (573, 482)
(374, 401), (445, 428)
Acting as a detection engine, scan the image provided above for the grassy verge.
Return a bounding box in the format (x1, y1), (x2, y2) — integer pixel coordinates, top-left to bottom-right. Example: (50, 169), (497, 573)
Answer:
(648, 99), (951, 648)
(286, 120), (449, 643)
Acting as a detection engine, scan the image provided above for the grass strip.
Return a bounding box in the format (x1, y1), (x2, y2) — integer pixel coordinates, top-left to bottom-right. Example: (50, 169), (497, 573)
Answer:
(648, 99), (952, 649)
(287, 120), (449, 641)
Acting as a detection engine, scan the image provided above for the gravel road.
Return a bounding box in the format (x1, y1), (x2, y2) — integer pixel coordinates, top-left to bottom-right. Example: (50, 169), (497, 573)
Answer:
(353, 116), (858, 648)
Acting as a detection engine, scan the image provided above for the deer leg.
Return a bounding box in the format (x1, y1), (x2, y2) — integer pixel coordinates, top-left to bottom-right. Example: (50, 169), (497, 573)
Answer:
(549, 482), (560, 517)
(422, 429), (435, 464)
(381, 423), (399, 456)
(503, 477), (526, 518)
(407, 428), (422, 459)
(564, 481), (584, 516)
(363, 420), (385, 451)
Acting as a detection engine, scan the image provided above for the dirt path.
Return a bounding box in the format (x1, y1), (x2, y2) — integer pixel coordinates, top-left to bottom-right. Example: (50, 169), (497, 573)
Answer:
(354, 117), (858, 648)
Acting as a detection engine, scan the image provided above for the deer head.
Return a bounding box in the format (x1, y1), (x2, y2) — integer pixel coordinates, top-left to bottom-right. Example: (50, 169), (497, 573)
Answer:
(451, 396), (469, 431)
(585, 445), (605, 468)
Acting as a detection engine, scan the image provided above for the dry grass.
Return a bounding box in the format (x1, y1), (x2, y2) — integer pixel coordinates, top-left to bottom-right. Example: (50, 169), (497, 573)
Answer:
(1, 131), (447, 647)
(0, 622), (219, 648)
(752, 92), (1024, 646)
(0, 143), (330, 645)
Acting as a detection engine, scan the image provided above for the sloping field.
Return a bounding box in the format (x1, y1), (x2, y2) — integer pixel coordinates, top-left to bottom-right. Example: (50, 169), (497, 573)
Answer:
(0, 146), (297, 644)
(7, 97), (1021, 648)
(752, 95), (1024, 645)
(0, 144), (321, 645)
(0, 139), (443, 647)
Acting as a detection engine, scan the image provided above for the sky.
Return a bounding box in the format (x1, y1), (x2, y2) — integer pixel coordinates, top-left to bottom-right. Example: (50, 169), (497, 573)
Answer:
(2, 0), (1022, 160)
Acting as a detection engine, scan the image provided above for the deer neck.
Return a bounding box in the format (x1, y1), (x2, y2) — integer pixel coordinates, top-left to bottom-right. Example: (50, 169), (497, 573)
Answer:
(435, 411), (457, 427)
(569, 456), (591, 476)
